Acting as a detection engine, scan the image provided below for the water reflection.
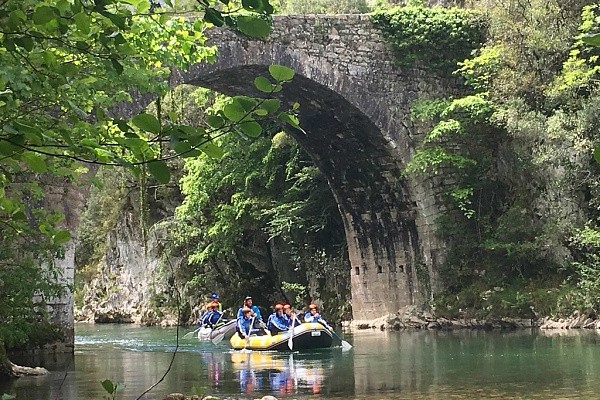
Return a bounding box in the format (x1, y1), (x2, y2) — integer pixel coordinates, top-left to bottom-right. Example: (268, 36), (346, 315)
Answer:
(204, 350), (333, 396)
(2, 325), (600, 400)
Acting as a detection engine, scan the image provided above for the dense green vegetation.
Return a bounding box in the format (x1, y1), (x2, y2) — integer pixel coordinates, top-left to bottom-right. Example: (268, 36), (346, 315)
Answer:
(371, 5), (487, 71)
(3, 0), (600, 387)
(0, 0), (283, 377)
(399, 1), (600, 319)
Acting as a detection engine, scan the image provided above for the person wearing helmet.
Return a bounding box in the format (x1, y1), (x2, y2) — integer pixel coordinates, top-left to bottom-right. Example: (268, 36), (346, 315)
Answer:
(210, 292), (222, 312)
(236, 306), (254, 339)
(266, 303), (290, 335)
(304, 303), (323, 323)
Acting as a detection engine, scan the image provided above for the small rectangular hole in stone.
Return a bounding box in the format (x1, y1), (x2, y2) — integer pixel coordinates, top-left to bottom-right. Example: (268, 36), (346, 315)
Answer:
(355, 266), (360, 275)
(399, 265), (405, 273)
(377, 265), (383, 273)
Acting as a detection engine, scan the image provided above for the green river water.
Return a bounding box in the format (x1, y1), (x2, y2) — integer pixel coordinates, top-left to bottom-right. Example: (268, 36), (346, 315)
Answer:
(1, 324), (600, 399)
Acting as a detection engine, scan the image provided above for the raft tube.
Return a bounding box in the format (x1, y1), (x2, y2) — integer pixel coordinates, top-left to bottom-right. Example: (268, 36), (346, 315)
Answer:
(230, 322), (333, 351)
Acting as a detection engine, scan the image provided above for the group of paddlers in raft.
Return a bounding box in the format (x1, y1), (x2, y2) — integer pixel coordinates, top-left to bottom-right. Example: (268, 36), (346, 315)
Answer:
(196, 294), (330, 339)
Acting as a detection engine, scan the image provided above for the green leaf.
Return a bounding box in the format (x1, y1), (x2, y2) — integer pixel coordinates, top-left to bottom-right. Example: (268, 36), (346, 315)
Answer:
(223, 102), (247, 122)
(594, 146), (600, 164)
(200, 141), (224, 159)
(278, 112), (300, 128)
(582, 33), (600, 47)
(254, 76), (275, 93)
(22, 153), (47, 173)
(207, 115), (225, 129)
(74, 12), (91, 35)
(269, 65), (295, 82)
(1, 393), (16, 400)
(14, 36), (34, 52)
(260, 98), (281, 113)
(147, 160), (171, 184)
(33, 6), (56, 25)
(204, 8), (224, 27)
(131, 113), (160, 134)
(101, 380), (115, 395)
(239, 121), (262, 138)
(53, 229), (71, 245)
(236, 15), (270, 38)
(234, 96), (258, 112)
(254, 108), (268, 116)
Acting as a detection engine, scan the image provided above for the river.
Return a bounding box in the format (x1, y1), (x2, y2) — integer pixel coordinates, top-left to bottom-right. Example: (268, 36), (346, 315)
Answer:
(1, 324), (599, 399)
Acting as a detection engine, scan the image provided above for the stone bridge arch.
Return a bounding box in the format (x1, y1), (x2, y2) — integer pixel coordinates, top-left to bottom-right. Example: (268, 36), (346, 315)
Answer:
(133, 15), (456, 320)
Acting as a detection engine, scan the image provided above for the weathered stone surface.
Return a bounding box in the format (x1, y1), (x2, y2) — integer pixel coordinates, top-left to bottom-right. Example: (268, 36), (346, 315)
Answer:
(116, 15), (464, 321)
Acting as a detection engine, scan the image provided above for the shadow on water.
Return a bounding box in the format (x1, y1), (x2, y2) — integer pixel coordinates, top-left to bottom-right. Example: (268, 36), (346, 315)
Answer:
(1, 324), (600, 399)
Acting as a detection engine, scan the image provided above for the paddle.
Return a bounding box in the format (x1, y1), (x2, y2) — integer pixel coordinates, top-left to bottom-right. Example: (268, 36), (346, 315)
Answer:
(287, 313), (296, 351)
(244, 316), (256, 350)
(183, 325), (202, 339)
(318, 320), (352, 350)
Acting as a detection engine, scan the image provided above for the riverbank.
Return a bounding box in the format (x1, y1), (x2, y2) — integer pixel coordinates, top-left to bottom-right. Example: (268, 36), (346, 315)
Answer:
(348, 306), (600, 331)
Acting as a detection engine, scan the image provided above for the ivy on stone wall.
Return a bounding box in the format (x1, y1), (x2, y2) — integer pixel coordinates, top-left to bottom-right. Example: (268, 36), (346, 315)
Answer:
(371, 6), (487, 71)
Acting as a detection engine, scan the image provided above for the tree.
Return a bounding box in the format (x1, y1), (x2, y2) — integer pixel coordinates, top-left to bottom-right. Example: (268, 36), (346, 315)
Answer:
(0, 0), (304, 378)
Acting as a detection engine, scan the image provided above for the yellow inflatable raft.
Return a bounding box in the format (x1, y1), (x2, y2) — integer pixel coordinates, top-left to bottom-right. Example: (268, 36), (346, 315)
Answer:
(230, 322), (333, 351)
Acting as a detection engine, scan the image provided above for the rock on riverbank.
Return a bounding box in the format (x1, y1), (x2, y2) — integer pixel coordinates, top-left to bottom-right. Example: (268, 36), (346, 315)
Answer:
(349, 305), (536, 331)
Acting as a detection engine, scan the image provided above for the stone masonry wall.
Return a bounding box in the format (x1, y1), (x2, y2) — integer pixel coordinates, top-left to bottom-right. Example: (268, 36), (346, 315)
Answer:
(167, 15), (464, 320)
(116, 15), (464, 321)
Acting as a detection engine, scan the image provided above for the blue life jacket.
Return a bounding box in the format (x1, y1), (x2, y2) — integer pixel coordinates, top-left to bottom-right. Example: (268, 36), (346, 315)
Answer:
(207, 310), (222, 325)
(237, 316), (253, 336)
(236, 305), (262, 321)
(267, 312), (289, 332)
(304, 311), (322, 323)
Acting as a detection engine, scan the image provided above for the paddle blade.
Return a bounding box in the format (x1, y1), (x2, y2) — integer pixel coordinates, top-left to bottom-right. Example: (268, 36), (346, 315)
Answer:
(211, 333), (225, 345)
(288, 318), (295, 350)
(341, 339), (353, 350)
(183, 327), (200, 339)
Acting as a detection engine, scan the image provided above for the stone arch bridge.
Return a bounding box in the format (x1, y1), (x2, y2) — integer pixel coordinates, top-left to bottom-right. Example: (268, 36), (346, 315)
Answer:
(167, 14), (460, 321)
(55, 14), (459, 330)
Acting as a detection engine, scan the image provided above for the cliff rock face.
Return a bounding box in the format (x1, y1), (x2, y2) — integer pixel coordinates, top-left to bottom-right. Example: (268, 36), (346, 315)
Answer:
(75, 211), (173, 325)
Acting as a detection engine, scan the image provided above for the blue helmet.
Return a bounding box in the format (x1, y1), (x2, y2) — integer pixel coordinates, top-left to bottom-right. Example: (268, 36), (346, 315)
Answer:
(210, 292), (219, 299)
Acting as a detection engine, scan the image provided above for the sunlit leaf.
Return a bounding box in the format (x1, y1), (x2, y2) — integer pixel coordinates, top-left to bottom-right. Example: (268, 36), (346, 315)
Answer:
(223, 102), (247, 122)
(131, 113), (160, 134)
(254, 76), (275, 93)
(594, 146), (600, 164)
(269, 65), (295, 82)
(239, 121), (262, 138)
(200, 141), (224, 159)
(74, 13), (91, 35)
(278, 112), (300, 128)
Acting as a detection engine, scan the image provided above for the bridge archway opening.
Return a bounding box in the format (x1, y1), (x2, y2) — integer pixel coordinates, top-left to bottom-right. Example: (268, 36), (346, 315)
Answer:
(184, 64), (424, 319)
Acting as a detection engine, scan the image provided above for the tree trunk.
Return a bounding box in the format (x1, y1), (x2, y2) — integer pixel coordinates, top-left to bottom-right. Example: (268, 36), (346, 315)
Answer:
(0, 343), (15, 379)
(0, 342), (48, 380)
